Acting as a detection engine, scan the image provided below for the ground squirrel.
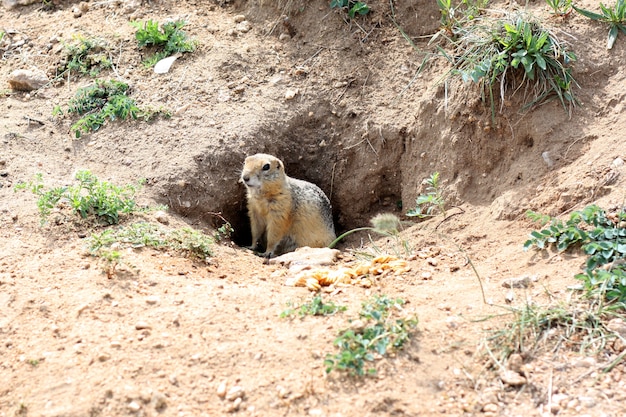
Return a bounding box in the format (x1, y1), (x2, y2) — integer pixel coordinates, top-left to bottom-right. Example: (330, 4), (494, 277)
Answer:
(240, 153), (336, 258)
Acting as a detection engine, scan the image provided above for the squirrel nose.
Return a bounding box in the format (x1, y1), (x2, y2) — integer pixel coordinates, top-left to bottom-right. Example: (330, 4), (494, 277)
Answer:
(242, 175), (250, 182)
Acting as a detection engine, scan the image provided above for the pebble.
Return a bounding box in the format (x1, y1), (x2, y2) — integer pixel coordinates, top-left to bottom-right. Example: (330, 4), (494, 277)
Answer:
(507, 353), (524, 373)
(482, 403), (498, 412)
(154, 210), (169, 225)
(233, 14), (246, 23)
(613, 157), (624, 167)
(128, 401), (141, 412)
(502, 275), (533, 288)
(426, 257), (438, 266)
(285, 89), (298, 100)
(135, 321), (151, 330)
(607, 318), (626, 336)
(236, 21), (252, 33)
(145, 296), (160, 305)
(499, 369), (526, 386)
(217, 380), (227, 398)
(8, 69), (49, 91)
(225, 386), (245, 401)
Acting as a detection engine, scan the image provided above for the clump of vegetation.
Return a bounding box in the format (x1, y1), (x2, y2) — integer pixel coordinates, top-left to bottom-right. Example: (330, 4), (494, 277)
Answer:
(330, 0), (370, 18)
(442, 11), (578, 118)
(89, 221), (215, 277)
(525, 204), (626, 302)
(407, 172), (446, 219)
(15, 171), (143, 225)
(131, 19), (198, 67)
(56, 34), (112, 79)
(546, 0), (573, 17)
(574, 0), (626, 49)
(281, 295), (347, 319)
(325, 295), (418, 376)
(53, 79), (170, 138)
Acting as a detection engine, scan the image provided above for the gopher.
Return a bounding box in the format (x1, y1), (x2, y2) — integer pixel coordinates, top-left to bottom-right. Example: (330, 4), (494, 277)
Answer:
(240, 153), (336, 258)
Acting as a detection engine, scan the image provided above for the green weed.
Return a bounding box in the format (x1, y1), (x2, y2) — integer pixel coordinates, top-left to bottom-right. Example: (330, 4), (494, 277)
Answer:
(15, 171), (142, 225)
(406, 172), (446, 219)
(437, 0), (488, 34)
(131, 19), (197, 67)
(524, 205), (626, 302)
(281, 295), (347, 318)
(330, 0), (370, 18)
(546, 0), (573, 17)
(88, 222), (214, 276)
(444, 11), (578, 119)
(56, 34), (112, 79)
(574, 0), (626, 49)
(53, 79), (170, 138)
(324, 295), (418, 376)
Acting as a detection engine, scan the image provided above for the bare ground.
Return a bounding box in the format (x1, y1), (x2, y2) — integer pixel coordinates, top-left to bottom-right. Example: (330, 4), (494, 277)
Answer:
(1, 0), (626, 416)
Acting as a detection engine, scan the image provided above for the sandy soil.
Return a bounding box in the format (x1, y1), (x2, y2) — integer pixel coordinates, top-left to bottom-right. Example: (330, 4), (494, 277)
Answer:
(1, 0), (626, 416)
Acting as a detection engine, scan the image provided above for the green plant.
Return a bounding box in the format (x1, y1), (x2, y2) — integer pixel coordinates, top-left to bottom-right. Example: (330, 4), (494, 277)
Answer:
(281, 295), (347, 318)
(56, 34), (112, 79)
(330, 0), (370, 18)
(89, 222), (214, 264)
(406, 172), (446, 218)
(546, 0), (573, 17)
(574, 0), (626, 49)
(131, 19), (197, 67)
(436, 0), (488, 34)
(524, 205), (626, 302)
(324, 295), (418, 376)
(54, 79), (169, 138)
(16, 171), (142, 225)
(445, 11), (578, 119)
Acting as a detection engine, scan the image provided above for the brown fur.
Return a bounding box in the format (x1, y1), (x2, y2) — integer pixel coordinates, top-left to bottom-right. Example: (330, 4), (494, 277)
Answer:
(240, 153), (336, 257)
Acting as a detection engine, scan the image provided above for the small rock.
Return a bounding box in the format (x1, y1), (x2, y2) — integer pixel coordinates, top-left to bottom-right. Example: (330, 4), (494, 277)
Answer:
(154, 210), (169, 225)
(236, 21), (252, 33)
(98, 352), (111, 362)
(279, 33), (291, 41)
(233, 14), (246, 23)
(426, 257), (438, 266)
(482, 403), (498, 413)
(607, 318), (626, 336)
(507, 353), (524, 373)
(225, 386), (245, 401)
(145, 296), (160, 305)
(152, 392), (167, 411)
(8, 69), (49, 91)
(227, 397), (242, 412)
(613, 157), (624, 168)
(3, 0), (39, 9)
(578, 396), (596, 408)
(128, 401), (141, 412)
(217, 380), (228, 398)
(502, 275), (533, 288)
(499, 369), (526, 386)
(421, 271), (432, 280)
(135, 321), (151, 330)
(285, 89), (298, 100)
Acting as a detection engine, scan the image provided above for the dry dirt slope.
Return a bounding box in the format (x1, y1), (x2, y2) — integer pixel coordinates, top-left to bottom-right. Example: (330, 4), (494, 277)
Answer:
(1, 0), (626, 416)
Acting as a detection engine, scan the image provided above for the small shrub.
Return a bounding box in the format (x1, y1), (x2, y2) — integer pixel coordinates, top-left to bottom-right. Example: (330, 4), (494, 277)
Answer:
(324, 295), (418, 376)
(131, 19), (197, 67)
(330, 0), (370, 18)
(16, 171), (142, 225)
(524, 205), (626, 302)
(56, 34), (112, 79)
(406, 172), (446, 219)
(281, 295), (347, 318)
(53, 79), (170, 138)
(444, 11), (578, 118)
(574, 0), (626, 49)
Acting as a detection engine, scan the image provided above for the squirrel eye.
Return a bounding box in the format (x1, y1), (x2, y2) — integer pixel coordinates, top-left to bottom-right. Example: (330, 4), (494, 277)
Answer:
(262, 163), (271, 171)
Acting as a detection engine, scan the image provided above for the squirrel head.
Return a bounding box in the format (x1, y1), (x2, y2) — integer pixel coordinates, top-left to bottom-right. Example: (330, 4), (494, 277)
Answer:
(241, 153), (286, 191)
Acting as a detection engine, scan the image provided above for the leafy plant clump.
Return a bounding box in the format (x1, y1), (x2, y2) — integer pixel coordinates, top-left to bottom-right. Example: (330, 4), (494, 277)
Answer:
(16, 171), (143, 225)
(330, 0), (370, 18)
(574, 0), (626, 49)
(56, 34), (112, 79)
(407, 172), (446, 219)
(325, 295), (418, 376)
(131, 19), (198, 67)
(281, 295), (347, 319)
(445, 11), (578, 118)
(89, 222), (214, 277)
(546, 0), (573, 17)
(53, 79), (170, 138)
(524, 205), (626, 302)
